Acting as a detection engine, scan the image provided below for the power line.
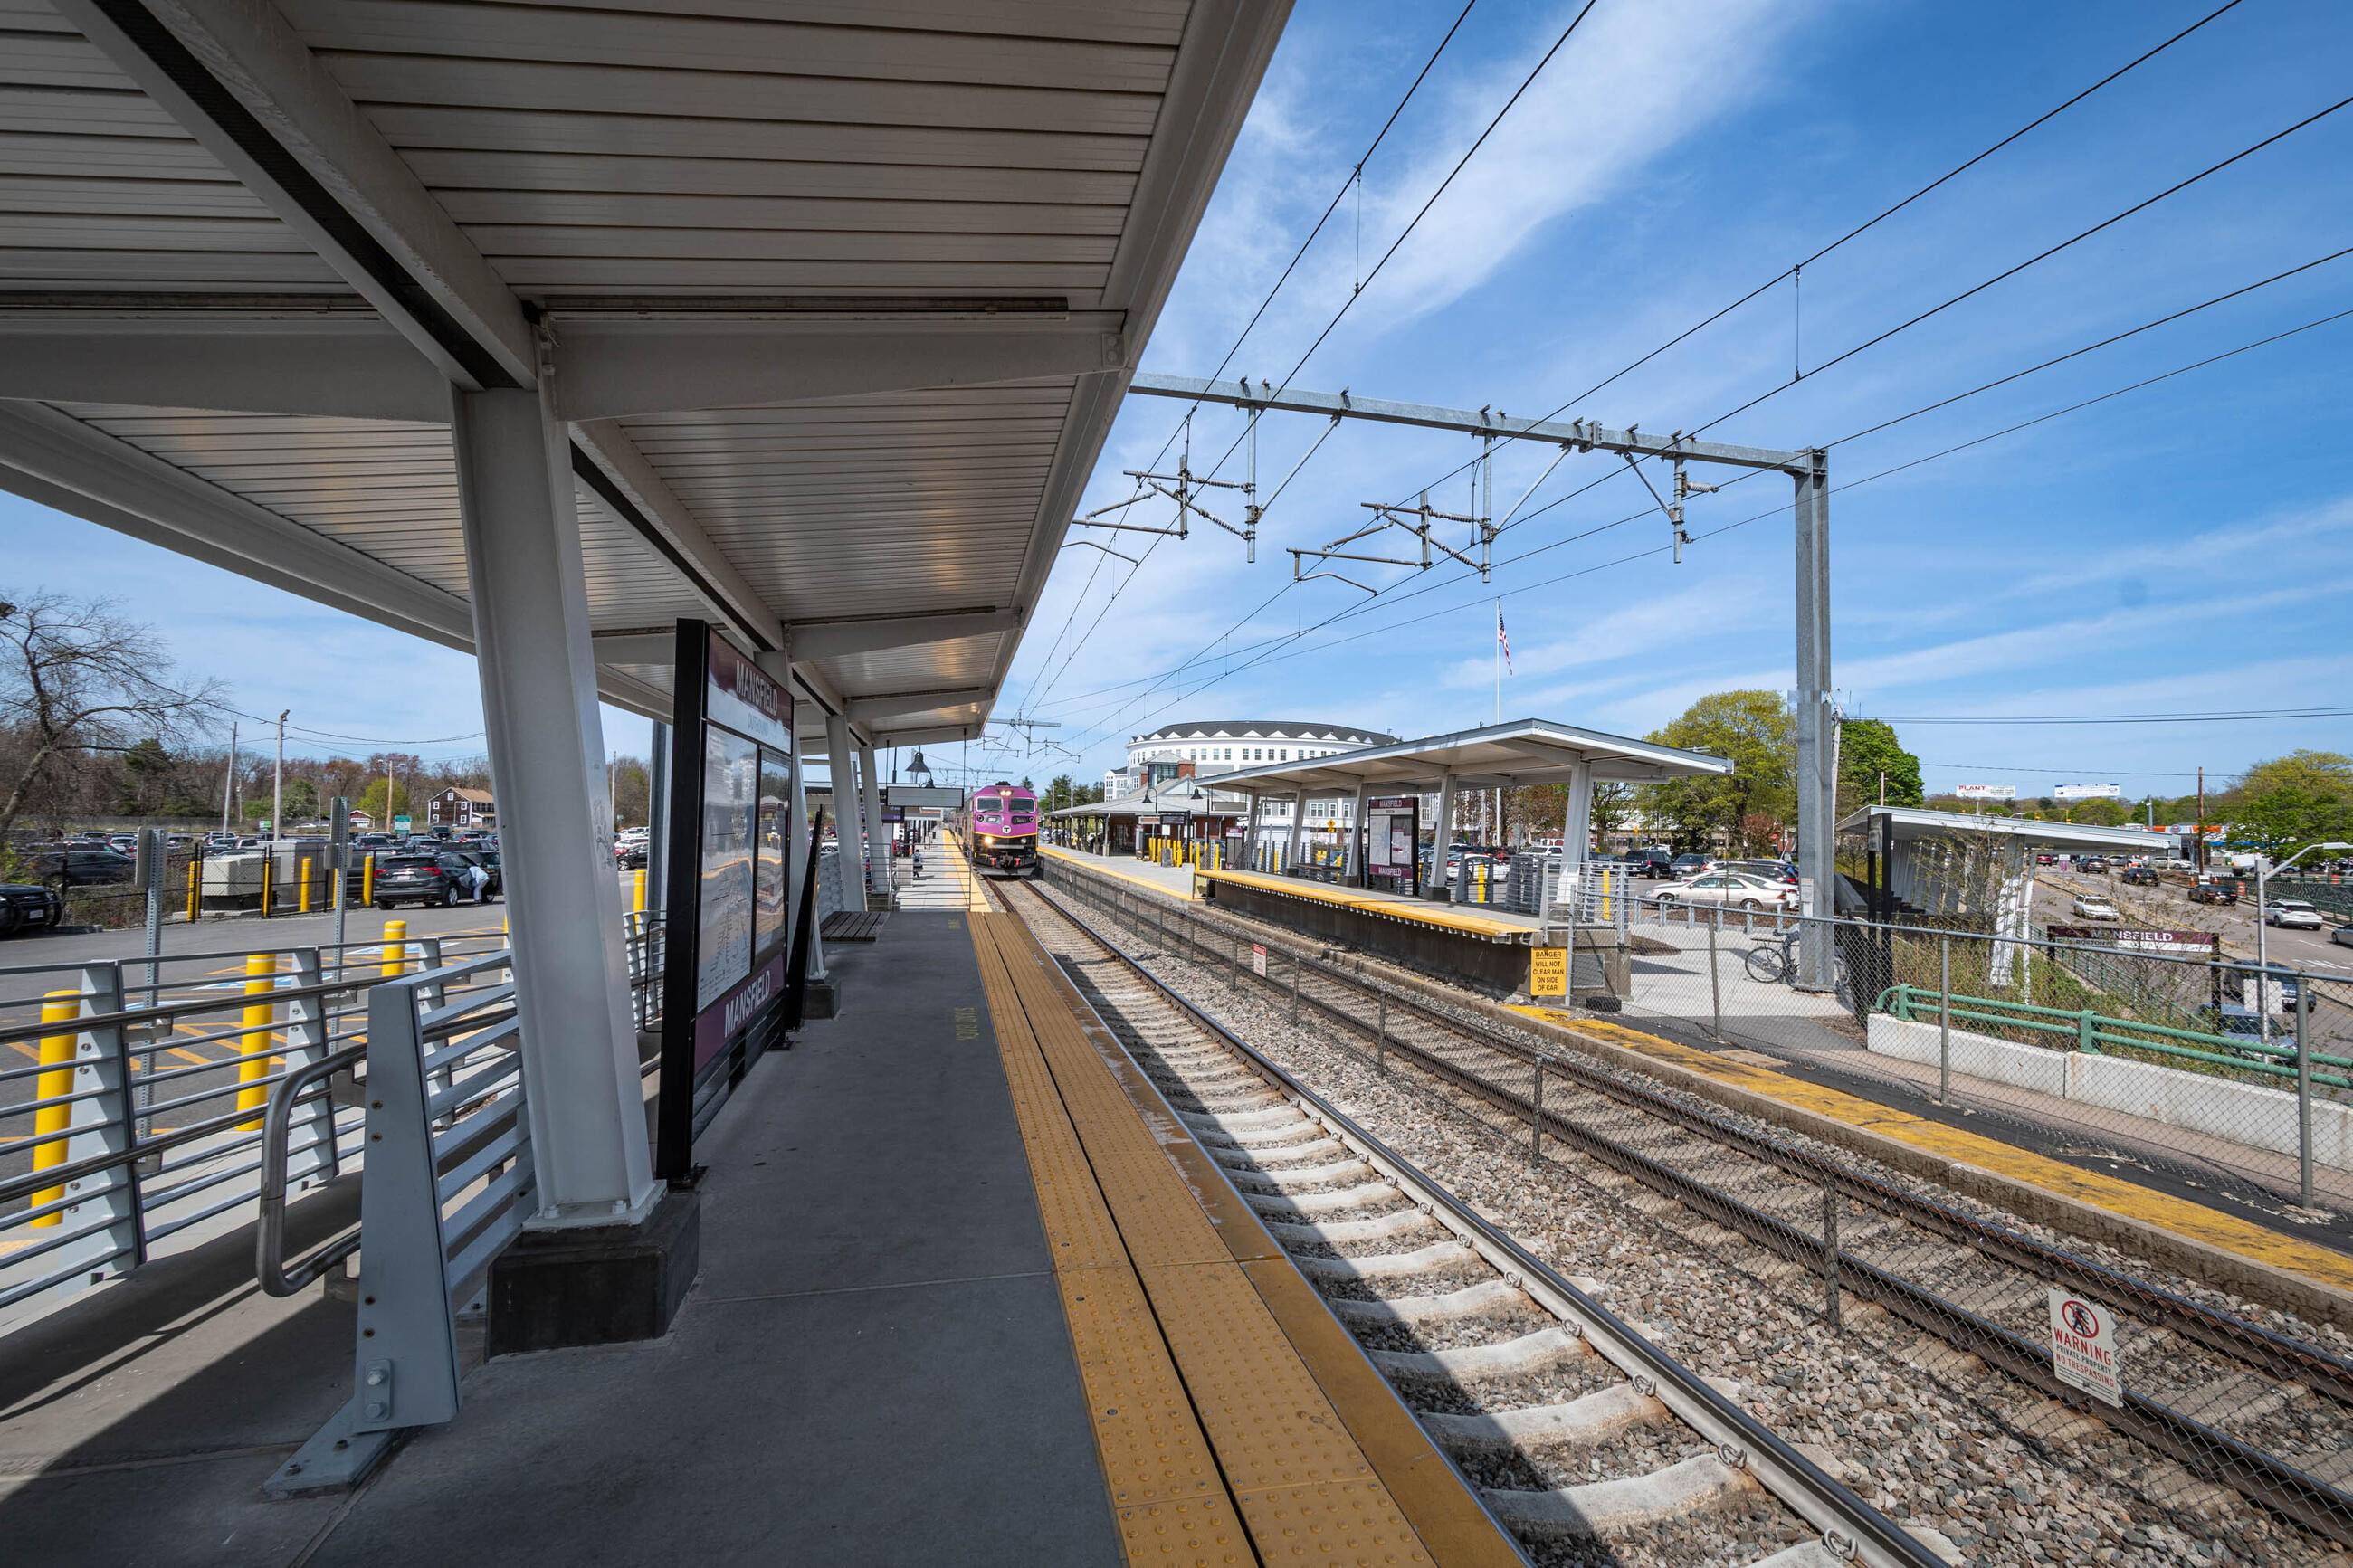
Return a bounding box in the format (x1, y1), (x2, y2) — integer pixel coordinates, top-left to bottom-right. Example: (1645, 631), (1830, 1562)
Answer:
(1013, 5), (1481, 717)
(1881, 708), (2353, 727)
(1030, 3), (1608, 720)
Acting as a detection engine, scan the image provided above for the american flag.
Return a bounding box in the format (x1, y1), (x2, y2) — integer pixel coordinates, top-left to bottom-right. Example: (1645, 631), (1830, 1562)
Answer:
(1496, 603), (1512, 673)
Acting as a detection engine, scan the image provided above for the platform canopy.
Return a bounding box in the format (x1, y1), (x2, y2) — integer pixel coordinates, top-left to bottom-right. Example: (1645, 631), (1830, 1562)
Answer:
(1045, 778), (1241, 820)
(1210, 717), (1736, 797)
(0, 0), (1291, 755)
(1838, 805), (2172, 853)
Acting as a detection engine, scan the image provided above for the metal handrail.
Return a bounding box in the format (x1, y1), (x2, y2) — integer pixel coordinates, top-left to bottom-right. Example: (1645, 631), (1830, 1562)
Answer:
(256, 1044), (365, 1297)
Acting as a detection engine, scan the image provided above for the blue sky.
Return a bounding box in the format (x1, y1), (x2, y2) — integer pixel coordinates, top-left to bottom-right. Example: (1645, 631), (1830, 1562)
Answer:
(3, 0), (2348, 796)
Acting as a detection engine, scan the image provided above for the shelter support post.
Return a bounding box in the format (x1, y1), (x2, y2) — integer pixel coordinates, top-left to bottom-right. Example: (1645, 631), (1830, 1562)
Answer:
(1429, 774), (1458, 899)
(1348, 787), (1369, 887)
(1284, 791), (1305, 871)
(857, 742), (887, 906)
(1793, 449), (1835, 991)
(449, 384), (656, 1231)
(1243, 793), (1262, 872)
(764, 665), (827, 990)
(1553, 762), (1591, 918)
(824, 709), (864, 908)
(645, 720), (668, 914)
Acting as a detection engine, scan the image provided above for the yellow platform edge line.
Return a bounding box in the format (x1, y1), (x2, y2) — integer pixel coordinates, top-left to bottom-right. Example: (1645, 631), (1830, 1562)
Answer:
(1195, 867), (1530, 942)
(1024, 937), (1529, 1568)
(967, 915), (1258, 1567)
(982, 913), (1452, 1568)
(1512, 1003), (2353, 1313)
(1041, 845), (1198, 901)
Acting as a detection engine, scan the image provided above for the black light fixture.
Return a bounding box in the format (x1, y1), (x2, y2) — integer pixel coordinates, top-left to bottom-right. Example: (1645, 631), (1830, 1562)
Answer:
(907, 748), (932, 784)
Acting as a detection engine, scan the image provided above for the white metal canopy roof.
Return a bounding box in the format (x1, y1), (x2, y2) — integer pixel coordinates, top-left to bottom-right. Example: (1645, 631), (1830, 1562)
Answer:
(1838, 805), (2172, 853)
(1211, 717), (1738, 796)
(0, 0), (1291, 753)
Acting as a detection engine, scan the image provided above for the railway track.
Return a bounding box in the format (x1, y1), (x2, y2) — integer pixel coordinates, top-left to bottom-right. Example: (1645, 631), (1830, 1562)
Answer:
(998, 879), (1946, 1568)
(1019, 862), (2353, 1563)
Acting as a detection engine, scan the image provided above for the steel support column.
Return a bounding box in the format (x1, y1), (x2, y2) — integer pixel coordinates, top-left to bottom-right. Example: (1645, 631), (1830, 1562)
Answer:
(824, 709), (864, 905)
(1793, 449), (1835, 990)
(450, 385), (655, 1227)
(858, 742), (887, 904)
(1348, 786), (1369, 887)
(1557, 762), (1592, 917)
(1284, 790), (1305, 871)
(764, 665), (824, 982)
(1430, 773), (1459, 899)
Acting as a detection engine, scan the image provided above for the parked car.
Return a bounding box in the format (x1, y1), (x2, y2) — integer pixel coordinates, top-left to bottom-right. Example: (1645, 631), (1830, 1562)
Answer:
(372, 852), (485, 908)
(0, 879), (66, 938)
(2035, 852), (2057, 866)
(2076, 855), (2110, 873)
(2187, 882), (2238, 906)
(20, 844), (136, 885)
(450, 849), (502, 898)
(1667, 852), (1714, 878)
(2332, 924), (2353, 949)
(2120, 864), (2159, 887)
(616, 838), (649, 870)
(2267, 899), (2326, 930)
(1649, 872), (1798, 911)
(1721, 858), (1797, 884)
(2070, 894), (2122, 922)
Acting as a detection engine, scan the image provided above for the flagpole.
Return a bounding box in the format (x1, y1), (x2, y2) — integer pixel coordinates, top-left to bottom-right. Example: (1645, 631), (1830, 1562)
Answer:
(1493, 598), (1500, 725)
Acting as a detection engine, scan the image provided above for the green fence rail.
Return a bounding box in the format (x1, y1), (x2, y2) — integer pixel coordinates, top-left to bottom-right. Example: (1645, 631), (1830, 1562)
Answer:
(1877, 984), (2353, 1092)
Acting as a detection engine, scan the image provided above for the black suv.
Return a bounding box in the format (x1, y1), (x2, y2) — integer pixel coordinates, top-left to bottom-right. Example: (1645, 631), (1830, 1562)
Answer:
(2120, 864), (2159, 886)
(374, 852), (490, 908)
(0, 880), (65, 938)
(2188, 881), (2238, 906)
(21, 844), (135, 885)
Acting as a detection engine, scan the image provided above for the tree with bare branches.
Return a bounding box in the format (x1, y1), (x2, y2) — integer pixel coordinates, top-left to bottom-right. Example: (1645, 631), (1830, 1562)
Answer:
(0, 592), (228, 851)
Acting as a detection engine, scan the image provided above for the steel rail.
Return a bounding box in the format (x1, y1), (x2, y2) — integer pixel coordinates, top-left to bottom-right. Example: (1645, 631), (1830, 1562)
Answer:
(1038, 866), (2353, 1546)
(1055, 862), (2353, 1403)
(1017, 879), (1946, 1568)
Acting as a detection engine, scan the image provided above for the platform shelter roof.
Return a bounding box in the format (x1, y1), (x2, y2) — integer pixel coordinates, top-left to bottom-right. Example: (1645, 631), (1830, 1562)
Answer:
(1837, 805), (2169, 852)
(1209, 717), (1736, 797)
(1045, 779), (1241, 820)
(0, 0), (1291, 755)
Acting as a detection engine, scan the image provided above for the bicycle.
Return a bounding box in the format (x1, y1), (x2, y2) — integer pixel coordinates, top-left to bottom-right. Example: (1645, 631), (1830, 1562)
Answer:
(1742, 927), (1853, 1007)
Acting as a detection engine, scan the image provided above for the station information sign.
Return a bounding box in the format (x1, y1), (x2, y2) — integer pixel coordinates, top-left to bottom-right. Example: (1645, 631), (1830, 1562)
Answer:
(657, 619), (798, 1180)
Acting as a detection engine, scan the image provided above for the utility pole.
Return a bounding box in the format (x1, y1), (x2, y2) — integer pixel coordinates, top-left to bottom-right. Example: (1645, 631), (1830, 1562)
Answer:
(2196, 765), (2206, 872)
(272, 709), (288, 841)
(1793, 449), (1834, 991)
(221, 720), (238, 832)
(384, 755), (397, 836)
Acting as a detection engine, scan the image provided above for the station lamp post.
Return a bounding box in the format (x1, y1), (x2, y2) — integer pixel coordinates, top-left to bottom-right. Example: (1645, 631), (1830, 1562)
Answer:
(2254, 840), (2349, 1042)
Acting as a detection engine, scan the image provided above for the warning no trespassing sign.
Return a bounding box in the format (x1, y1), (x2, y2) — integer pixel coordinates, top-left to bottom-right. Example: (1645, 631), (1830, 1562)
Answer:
(2049, 1288), (2123, 1406)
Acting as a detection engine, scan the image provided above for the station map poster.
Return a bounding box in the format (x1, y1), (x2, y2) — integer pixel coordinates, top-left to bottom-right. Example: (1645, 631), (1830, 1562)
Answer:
(1367, 795), (1420, 894)
(658, 620), (795, 1180)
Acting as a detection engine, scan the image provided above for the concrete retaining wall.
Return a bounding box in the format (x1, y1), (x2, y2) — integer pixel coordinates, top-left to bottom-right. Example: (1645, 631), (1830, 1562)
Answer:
(1866, 1014), (2353, 1172)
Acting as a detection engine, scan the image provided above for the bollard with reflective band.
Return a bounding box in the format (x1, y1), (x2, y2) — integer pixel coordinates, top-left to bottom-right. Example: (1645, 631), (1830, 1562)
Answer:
(362, 852), (375, 906)
(30, 991), (78, 1225)
(238, 953), (277, 1128)
(632, 869), (646, 914)
(300, 856), (313, 913)
(186, 859), (200, 921)
(380, 918), (408, 979)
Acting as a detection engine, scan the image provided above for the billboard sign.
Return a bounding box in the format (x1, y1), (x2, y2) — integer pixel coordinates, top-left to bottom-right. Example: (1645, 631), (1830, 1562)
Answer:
(2047, 927), (2217, 955)
(2053, 783), (2122, 802)
(1954, 784), (2015, 801)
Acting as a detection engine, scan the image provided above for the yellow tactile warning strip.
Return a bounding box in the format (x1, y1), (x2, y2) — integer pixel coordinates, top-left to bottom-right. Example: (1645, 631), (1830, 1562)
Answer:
(974, 915), (1459, 1567)
(969, 914), (1250, 1563)
(984, 911), (1526, 1568)
(1514, 1006), (2353, 1302)
(1024, 951), (1528, 1568)
(1196, 870), (1532, 943)
(1042, 845), (1200, 901)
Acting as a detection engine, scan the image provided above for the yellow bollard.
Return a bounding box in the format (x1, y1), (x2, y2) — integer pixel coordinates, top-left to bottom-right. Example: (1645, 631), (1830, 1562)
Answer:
(237, 954), (277, 1129)
(30, 991), (78, 1226)
(632, 869), (646, 915)
(186, 857), (200, 921)
(380, 917), (408, 980)
(362, 852), (375, 906)
(300, 856), (313, 914)
(260, 854), (272, 917)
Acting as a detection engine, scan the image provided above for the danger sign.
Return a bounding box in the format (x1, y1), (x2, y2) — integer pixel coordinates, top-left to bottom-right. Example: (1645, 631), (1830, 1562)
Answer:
(1251, 943), (1267, 978)
(1529, 946), (1568, 999)
(2048, 1288), (2122, 1406)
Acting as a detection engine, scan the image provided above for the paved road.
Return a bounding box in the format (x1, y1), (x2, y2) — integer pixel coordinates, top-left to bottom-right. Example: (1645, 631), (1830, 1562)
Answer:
(2033, 867), (2352, 976)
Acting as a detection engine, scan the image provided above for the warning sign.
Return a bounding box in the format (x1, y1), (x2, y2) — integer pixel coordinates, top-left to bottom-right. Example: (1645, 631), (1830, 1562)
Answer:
(1251, 943), (1267, 978)
(1529, 946), (1568, 999)
(2048, 1288), (2122, 1406)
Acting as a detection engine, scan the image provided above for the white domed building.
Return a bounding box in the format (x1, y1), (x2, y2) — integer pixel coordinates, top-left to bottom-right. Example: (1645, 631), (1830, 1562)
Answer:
(1104, 720), (1396, 799)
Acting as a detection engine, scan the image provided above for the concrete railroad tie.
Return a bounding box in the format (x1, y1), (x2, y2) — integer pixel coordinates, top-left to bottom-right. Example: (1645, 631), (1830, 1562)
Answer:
(1265, 1211), (1438, 1247)
(1207, 1136), (1351, 1168)
(1482, 1449), (1759, 1538)
(1179, 1105), (1306, 1135)
(1368, 1326), (1591, 1382)
(1225, 1159), (1379, 1193)
(1421, 1375), (1744, 1453)
(1326, 1279), (1535, 1326)
(1291, 1240), (1478, 1283)
(1243, 1181), (1404, 1219)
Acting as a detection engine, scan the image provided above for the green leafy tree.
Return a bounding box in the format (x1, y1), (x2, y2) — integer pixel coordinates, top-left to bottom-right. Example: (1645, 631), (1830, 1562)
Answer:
(1635, 690), (1793, 852)
(2235, 751), (2352, 799)
(357, 777), (411, 824)
(2234, 786), (2353, 856)
(1835, 718), (1921, 812)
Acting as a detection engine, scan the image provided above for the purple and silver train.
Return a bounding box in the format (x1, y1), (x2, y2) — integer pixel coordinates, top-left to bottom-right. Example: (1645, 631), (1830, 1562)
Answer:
(962, 782), (1040, 877)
